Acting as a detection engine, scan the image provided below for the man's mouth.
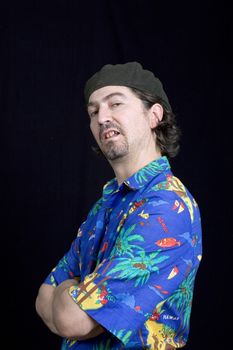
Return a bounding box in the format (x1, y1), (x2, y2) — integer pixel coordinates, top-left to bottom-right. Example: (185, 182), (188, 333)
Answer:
(105, 130), (120, 139)
(102, 130), (120, 140)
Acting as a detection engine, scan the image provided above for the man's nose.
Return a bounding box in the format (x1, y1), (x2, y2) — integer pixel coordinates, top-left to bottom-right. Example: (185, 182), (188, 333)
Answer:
(97, 106), (112, 125)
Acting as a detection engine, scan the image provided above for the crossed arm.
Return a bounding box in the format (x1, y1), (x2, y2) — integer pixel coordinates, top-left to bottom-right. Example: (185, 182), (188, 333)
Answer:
(35, 279), (105, 340)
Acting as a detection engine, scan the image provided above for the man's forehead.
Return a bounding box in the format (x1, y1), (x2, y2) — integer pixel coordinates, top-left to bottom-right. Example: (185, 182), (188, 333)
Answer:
(88, 86), (132, 106)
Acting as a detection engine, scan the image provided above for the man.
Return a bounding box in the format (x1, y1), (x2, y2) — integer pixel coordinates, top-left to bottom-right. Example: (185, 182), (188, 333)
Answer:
(36, 62), (202, 349)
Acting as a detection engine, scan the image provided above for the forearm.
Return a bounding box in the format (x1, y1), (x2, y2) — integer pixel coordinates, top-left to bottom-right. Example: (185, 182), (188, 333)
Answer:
(76, 324), (105, 341)
(52, 282), (104, 339)
(35, 283), (59, 334)
(53, 298), (104, 341)
(35, 279), (76, 335)
(36, 279), (104, 340)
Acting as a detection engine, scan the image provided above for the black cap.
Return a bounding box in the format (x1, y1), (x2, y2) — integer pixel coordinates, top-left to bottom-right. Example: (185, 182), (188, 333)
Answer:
(84, 61), (171, 111)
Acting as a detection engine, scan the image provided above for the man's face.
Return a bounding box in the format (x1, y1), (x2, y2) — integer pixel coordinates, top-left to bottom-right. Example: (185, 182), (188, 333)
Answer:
(87, 86), (155, 162)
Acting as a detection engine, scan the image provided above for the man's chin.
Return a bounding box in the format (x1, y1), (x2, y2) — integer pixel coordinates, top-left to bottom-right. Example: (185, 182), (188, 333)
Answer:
(104, 150), (128, 161)
(100, 141), (129, 161)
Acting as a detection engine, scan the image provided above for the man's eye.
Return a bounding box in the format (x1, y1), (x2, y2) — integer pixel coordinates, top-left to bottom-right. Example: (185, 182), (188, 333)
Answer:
(111, 103), (121, 108)
(89, 110), (98, 118)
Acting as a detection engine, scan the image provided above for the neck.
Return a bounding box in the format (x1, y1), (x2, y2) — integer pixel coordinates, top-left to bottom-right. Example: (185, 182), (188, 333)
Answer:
(109, 148), (162, 185)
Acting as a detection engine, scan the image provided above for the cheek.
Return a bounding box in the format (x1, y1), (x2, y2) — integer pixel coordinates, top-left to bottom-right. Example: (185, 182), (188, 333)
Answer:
(90, 122), (100, 141)
(129, 118), (148, 135)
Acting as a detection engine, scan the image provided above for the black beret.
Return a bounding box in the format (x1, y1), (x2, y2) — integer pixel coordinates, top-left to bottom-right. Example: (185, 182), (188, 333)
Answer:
(84, 61), (171, 111)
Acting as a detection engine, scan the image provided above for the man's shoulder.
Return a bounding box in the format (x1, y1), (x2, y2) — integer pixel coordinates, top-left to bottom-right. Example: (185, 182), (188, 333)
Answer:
(147, 173), (194, 198)
(145, 174), (200, 223)
(87, 197), (104, 218)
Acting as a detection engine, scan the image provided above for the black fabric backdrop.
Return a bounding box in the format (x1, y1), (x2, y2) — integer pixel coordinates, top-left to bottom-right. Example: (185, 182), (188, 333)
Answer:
(1, 1), (232, 349)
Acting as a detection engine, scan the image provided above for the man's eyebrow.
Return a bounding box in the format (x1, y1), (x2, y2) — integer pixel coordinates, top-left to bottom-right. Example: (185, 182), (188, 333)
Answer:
(87, 92), (126, 108)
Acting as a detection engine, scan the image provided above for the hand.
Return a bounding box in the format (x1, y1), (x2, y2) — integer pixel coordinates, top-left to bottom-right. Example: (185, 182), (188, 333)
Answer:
(54, 279), (78, 298)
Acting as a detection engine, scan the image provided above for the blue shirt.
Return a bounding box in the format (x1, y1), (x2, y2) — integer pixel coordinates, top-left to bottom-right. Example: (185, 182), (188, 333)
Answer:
(44, 156), (202, 349)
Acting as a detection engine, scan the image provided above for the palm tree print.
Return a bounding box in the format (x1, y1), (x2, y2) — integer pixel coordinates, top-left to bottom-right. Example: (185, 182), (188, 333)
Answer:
(166, 268), (196, 331)
(107, 250), (169, 287)
(61, 338), (78, 349)
(93, 329), (132, 350)
(162, 324), (176, 340)
(111, 224), (145, 258)
(111, 329), (132, 347)
(93, 338), (112, 350)
(134, 158), (169, 185)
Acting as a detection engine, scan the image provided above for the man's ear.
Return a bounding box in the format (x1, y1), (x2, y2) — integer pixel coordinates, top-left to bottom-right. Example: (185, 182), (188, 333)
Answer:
(149, 103), (163, 128)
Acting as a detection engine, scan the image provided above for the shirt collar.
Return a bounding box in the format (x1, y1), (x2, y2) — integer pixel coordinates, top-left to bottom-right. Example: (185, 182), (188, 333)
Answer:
(102, 156), (171, 199)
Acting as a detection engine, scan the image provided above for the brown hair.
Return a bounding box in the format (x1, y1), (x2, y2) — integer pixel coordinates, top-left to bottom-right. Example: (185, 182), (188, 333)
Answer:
(130, 88), (181, 158)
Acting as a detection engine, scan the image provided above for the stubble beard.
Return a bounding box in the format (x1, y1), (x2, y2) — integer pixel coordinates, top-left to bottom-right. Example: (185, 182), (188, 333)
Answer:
(101, 138), (129, 161)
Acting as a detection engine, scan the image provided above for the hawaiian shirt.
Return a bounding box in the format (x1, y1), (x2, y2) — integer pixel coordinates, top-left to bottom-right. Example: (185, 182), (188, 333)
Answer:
(44, 156), (202, 350)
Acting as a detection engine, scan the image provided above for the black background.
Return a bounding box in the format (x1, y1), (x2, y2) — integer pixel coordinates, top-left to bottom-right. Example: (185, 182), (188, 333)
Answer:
(1, 1), (232, 349)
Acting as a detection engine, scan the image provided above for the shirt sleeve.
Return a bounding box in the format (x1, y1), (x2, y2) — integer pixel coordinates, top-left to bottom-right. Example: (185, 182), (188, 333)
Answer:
(68, 190), (201, 348)
(44, 232), (82, 286)
(43, 197), (104, 286)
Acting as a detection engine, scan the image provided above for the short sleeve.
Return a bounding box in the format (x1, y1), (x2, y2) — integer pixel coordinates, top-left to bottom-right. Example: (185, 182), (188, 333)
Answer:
(44, 233), (82, 286)
(44, 197), (104, 287)
(68, 191), (200, 348)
